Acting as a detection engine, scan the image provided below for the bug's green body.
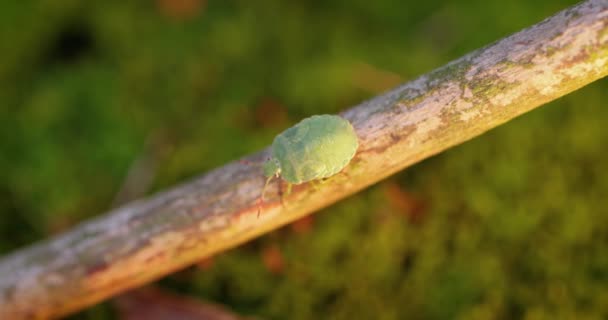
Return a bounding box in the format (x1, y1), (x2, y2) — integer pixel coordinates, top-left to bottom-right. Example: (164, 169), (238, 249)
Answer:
(264, 114), (358, 184)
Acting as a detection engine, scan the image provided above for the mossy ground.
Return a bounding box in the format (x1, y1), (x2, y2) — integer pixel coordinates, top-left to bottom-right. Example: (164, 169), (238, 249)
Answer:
(1, 0), (606, 319)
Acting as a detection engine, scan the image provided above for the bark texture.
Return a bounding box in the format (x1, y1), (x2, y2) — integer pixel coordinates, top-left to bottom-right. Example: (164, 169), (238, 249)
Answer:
(1, 0), (607, 318)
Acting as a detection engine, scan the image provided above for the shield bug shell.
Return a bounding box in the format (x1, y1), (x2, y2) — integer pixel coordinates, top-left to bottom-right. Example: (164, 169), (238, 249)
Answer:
(261, 114), (358, 202)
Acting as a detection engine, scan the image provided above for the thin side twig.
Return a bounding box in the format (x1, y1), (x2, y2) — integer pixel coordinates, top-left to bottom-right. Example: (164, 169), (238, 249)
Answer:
(1, 0), (607, 318)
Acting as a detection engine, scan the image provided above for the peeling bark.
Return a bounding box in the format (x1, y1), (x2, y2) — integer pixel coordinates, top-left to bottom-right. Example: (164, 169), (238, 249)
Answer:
(1, 0), (607, 318)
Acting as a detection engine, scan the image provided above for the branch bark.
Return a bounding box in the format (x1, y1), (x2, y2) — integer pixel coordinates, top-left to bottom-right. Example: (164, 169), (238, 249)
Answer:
(114, 287), (255, 320)
(2, 0), (608, 318)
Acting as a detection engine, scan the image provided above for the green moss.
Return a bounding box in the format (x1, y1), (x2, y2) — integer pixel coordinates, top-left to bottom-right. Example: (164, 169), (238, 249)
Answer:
(588, 46), (608, 67)
(464, 65), (522, 103)
(426, 58), (473, 87)
(392, 58), (474, 111)
(406, 92), (429, 106)
(599, 24), (608, 42)
(544, 46), (559, 57)
(496, 59), (520, 71)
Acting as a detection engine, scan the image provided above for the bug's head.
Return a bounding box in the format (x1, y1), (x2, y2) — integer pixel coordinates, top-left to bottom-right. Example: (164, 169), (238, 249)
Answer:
(263, 158), (281, 178)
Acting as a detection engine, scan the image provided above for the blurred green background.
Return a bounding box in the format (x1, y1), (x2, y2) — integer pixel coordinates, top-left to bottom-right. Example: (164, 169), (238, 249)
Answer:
(1, 0), (607, 319)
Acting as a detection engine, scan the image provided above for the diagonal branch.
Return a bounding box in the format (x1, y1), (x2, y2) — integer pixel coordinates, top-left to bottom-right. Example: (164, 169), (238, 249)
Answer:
(1, 0), (607, 318)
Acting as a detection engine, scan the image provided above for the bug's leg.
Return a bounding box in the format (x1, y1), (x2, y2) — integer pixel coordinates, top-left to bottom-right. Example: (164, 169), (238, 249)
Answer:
(278, 178), (285, 206)
(286, 183), (293, 197)
(309, 179), (321, 190)
(258, 175), (274, 217)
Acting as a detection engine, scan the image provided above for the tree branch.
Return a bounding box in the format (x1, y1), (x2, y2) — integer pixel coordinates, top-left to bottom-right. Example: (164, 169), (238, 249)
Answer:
(1, 0), (607, 318)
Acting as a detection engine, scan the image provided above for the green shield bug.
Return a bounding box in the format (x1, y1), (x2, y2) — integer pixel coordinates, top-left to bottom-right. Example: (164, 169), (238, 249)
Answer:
(259, 114), (359, 208)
